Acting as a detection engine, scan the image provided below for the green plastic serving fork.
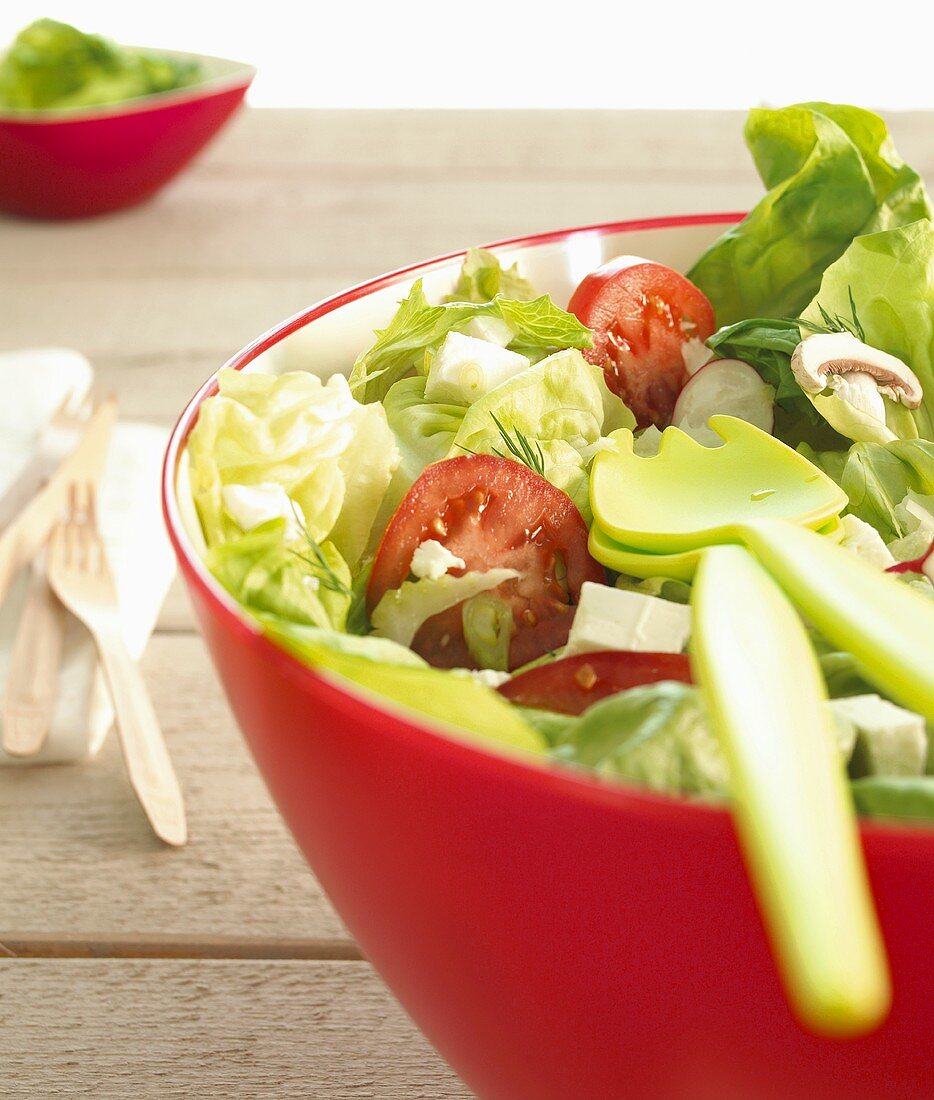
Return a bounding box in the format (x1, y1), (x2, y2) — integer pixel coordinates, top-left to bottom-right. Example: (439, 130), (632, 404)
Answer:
(589, 416), (934, 1035)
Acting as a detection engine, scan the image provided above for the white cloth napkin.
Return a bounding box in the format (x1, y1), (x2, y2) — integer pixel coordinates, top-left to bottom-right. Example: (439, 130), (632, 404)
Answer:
(0, 349), (175, 765)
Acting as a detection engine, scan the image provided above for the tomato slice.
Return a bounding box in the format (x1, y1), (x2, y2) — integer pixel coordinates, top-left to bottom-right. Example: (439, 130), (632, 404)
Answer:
(497, 650), (693, 716)
(568, 257), (716, 429)
(367, 454), (605, 670)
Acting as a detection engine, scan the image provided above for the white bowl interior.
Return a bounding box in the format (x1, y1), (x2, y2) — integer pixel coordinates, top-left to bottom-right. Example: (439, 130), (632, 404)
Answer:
(258, 220), (729, 380)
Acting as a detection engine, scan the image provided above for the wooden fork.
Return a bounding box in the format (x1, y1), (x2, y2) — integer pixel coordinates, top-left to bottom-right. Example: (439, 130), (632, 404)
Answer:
(2, 393), (95, 756)
(46, 483), (187, 846)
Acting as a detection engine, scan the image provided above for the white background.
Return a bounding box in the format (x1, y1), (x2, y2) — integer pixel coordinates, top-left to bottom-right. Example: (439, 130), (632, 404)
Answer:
(3, 3), (934, 109)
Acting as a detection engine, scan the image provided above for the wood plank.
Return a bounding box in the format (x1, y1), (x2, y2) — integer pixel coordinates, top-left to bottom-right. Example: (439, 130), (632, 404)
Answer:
(0, 634), (349, 944)
(0, 958), (471, 1099)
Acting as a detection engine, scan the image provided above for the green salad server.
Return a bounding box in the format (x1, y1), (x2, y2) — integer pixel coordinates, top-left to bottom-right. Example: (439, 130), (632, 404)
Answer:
(590, 417), (934, 719)
(588, 516), (844, 583)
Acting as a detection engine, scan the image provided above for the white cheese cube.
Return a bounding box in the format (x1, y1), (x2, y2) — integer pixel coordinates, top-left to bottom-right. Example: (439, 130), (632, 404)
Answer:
(564, 582), (692, 656)
(410, 539), (466, 580)
(223, 483), (301, 534)
(831, 694), (928, 777)
(425, 332), (530, 405)
(458, 316), (515, 347)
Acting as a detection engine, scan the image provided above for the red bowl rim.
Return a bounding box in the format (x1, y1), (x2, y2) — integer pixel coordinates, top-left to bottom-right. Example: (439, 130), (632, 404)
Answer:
(0, 48), (255, 125)
(161, 211), (934, 847)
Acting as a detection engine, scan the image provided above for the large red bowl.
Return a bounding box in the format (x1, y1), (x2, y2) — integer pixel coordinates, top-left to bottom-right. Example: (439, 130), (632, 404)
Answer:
(0, 49), (254, 219)
(163, 215), (934, 1100)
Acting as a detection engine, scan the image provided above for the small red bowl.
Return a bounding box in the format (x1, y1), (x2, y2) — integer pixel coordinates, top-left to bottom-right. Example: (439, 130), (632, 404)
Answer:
(164, 215), (934, 1100)
(0, 50), (254, 219)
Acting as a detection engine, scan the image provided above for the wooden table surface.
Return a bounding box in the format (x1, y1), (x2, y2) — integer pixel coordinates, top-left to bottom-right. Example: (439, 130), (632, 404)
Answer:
(2, 108), (931, 1098)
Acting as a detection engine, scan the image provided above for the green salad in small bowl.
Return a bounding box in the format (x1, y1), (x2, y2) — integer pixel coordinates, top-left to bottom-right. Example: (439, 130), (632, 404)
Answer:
(0, 19), (204, 112)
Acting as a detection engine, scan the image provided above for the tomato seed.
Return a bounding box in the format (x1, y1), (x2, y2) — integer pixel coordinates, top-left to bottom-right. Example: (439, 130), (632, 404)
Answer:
(574, 664), (598, 691)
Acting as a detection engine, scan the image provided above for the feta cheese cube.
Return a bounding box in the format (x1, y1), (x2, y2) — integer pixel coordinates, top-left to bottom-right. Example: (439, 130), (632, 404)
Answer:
(223, 483), (301, 534)
(831, 694), (928, 777)
(564, 582), (692, 656)
(410, 539), (466, 580)
(424, 332), (530, 405)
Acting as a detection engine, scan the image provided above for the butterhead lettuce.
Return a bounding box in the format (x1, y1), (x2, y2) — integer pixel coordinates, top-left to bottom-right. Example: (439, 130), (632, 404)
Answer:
(208, 519), (351, 631)
(187, 368), (398, 568)
(265, 617), (546, 756)
(689, 103), (931, 325)
(801, 220), (934, 439)
(451, 348), (635, 519)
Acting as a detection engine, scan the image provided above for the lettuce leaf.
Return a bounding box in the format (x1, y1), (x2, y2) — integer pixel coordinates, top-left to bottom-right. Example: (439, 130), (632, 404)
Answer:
(688, 103), (931, 325)
(187, 369), (397, 568)
(349, 280), (593, 403)
(801, 220), (934, 438)
(850, 776), (934, 822)
(382, 376), (465, 487)
(0, 19), (202, 110)
(552, 681), (732, 795)
(371, 569), (519, 647)
(451, 348), (634, 520)
(264, 618), (546, 757)
(208, 520), (351, 631)
(444, 248), (538, 304)
(803, 439), (934, 543)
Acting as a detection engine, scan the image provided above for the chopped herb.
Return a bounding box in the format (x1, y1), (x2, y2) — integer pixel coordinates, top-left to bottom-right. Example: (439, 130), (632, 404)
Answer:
(796, 286), (866, 342)
(289, 503), (351, 596)
(490, 413), (546, 477)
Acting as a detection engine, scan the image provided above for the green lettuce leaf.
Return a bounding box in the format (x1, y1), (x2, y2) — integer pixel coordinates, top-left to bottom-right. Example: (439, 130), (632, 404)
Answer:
(549, 679), (858, 798)
(688, 103), (931, 325)
(208, 520), (351, 631)
(0, 19), (202, 110)
(264, 618), (546, 757)
(849, 776), (934, 823)
(444, 248), (538, 304)
(552, 681), (732, 795)
(450, 348), (634, 520)
(462, 593), (515, 671)
(187, 369), (398, 568)
(371, 569), (518, 647)
(382, 376), (465, 487)
(349, 280), (593, 403)
(801, 220), (934, 438)
(804, 439), (934, 543)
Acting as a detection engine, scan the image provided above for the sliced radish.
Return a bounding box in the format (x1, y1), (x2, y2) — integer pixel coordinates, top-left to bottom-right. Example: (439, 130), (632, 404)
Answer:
(671, 358), (775, 447)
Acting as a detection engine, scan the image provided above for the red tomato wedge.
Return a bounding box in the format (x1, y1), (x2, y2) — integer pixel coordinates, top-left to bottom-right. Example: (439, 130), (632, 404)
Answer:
(497, 650), (693, 716)
(568, 257), (716, 429)
(367, 454), (604, 670)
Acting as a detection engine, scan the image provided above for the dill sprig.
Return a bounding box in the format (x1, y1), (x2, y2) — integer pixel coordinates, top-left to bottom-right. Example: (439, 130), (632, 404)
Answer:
(490, 413), (546, 477)
(289, 502), (351, 596)
(796, 286), (866, 342)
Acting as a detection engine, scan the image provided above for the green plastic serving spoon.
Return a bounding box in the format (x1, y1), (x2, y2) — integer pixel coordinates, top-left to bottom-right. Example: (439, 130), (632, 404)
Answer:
(692, 545), (891, 1036)
(591, 416), (848, 553)
(589, 516), (844, 583)
(590, 416), (934, 719)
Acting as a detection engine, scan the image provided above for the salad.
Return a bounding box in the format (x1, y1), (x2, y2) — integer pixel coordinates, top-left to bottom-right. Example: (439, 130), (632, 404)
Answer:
(187, 102), (934, 826)
(0, 19), (203, 112)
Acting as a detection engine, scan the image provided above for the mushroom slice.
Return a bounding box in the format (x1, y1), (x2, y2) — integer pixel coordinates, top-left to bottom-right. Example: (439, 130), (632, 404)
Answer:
(790, 332), (923, 409)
